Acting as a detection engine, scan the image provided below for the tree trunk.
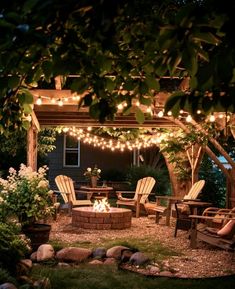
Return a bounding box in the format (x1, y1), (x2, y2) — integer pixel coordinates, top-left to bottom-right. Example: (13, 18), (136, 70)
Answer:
(162, 152), (191, 198)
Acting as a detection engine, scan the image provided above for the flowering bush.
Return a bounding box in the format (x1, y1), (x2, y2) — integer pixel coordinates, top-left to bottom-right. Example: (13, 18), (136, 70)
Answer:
(0, 164), (54, 226)
(84, 165), (101, 180)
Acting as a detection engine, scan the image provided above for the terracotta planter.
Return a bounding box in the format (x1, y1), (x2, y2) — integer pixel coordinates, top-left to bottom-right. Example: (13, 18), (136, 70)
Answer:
(22, 223), (51, 250)
(90, 176), (98, 188)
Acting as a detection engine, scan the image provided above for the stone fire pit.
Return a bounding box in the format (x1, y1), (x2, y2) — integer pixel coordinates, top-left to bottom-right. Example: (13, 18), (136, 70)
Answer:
(72, 207), (132, 230)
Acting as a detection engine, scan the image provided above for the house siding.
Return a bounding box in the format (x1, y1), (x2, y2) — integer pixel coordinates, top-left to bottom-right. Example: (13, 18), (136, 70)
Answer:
(48, 134), (133, 189)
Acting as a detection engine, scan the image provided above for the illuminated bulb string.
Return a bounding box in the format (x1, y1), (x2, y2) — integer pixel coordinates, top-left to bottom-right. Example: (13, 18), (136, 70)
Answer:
(63, 127), (164, 152)
(60, 111), (228, 152)
(35, 95), (81, 106)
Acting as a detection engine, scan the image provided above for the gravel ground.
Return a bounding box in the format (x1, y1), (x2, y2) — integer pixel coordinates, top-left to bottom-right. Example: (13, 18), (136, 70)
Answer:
(49, 214), (235, 278)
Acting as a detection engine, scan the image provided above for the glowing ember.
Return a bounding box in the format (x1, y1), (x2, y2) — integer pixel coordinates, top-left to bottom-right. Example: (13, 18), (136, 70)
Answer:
(93, 198), (110, 212)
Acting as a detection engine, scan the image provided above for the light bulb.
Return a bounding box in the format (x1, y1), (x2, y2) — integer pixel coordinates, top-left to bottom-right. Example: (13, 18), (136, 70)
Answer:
(36, 97), (42, 105)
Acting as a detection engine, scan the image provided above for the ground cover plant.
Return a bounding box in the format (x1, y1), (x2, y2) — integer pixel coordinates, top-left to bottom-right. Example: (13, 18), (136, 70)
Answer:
(31, 265), (235, 289)
(50, 236), (181, 262)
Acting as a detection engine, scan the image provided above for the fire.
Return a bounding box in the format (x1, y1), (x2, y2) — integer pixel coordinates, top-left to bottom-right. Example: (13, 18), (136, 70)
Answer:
(93, 198), (110, 212)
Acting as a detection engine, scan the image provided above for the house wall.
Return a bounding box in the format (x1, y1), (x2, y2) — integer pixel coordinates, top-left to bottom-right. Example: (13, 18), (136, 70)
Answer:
(48, 134), (133, 189)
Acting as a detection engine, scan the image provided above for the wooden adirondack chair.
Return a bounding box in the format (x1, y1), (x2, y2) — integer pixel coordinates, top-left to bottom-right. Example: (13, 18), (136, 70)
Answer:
(55, 175), (92, 214)
(116, 177), (156, 218)
(146, 180), (205, 226)
(190, 207), (235, 250)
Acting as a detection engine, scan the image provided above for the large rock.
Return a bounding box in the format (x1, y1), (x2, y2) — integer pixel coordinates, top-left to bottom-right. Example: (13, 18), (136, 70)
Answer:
(121, 249), (134, 262)
(129, 252), (149, 265)
(92, 247), (106, 259)
(37, 244), (55, 262)
(30, 251), (37, 262)
(17, 259), (33, 275)
(106, 246), (130, 260)
(56, 247), (92, 262)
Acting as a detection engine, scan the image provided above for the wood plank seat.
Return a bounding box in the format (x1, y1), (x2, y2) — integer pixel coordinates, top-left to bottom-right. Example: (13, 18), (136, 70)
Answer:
(189, 209), (235, 250)
(55, 175), (92, 215)
(196, 223), (235, 250)
(149, 180), (205, 226)
(144, 202), (168, 223)
(116, 177), (156, 218)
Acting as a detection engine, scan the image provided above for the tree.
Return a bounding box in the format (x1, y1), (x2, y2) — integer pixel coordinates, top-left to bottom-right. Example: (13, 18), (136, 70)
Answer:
(1, 0), (234, 132)
(0, 128), (56, 175)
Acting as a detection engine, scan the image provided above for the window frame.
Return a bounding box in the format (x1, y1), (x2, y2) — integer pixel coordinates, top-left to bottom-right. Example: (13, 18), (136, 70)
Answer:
(63, 134), (80, 167)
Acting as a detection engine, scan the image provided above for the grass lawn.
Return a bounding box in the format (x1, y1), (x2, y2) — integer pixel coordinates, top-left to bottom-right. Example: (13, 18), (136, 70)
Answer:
(50, 236), (181, 262)
(32, 265), (235, 289)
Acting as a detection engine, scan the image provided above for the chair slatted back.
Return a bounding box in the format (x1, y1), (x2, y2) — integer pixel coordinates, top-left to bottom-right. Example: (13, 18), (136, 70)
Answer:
(134, 177), (156, 204)
(183, 180), (205, 200)
(55, 175), (76, 203)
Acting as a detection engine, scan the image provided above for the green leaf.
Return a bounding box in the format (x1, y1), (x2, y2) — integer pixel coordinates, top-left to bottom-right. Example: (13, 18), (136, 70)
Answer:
(182, 45), (198, 76)
(71, 78), (88, 93)
(145, 76), (160, 90)
(139, 82), (148, 94)
(196, 47), (209, 62)
(18, 89), (34, 104)
(105, 78), (115, 92)
(8, 76), (20, 89)
(23, 103), (33, 114)
(102, 59), (112, 72)
(135, 108), (145, 124)
(122, 106), (132, 116)
(139, 95), (152, 106)
(165, 91), (185, 116)
(22, 120), (31, 130)
(42, 61), (53, 82)
(168, 54), (182, 75)
(33, 67), (43, 82)
(143, 64), (154, 74)
(123, 80), (136, 91)
(192, 32), (220, 45)
(189, 76), (197, 90)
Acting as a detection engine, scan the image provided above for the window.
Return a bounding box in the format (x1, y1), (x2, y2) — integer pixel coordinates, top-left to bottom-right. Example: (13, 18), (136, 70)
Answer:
(63, 134), (80, 167)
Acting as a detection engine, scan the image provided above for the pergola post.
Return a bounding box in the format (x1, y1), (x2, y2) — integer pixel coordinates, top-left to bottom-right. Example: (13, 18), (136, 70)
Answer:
(27, 112), (40, 171)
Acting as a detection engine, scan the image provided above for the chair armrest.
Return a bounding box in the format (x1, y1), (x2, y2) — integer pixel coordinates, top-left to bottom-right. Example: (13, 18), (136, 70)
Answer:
(189, 215), (235, 221)
(54, 190), (70, 196)
(116, 191), (135, 201)
(183, 198), (201, 202)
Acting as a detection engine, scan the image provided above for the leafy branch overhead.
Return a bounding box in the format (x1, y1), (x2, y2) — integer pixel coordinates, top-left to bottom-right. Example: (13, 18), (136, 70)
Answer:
(0, 0), (235, 131)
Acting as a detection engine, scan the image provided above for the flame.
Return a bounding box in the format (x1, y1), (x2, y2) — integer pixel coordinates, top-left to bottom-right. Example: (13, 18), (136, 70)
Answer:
(93, 198), (110, 212)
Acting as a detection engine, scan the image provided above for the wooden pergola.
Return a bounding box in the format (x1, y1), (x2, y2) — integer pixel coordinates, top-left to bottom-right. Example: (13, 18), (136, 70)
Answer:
(28, 85), (235, 208)
(29, 89), (176, 170)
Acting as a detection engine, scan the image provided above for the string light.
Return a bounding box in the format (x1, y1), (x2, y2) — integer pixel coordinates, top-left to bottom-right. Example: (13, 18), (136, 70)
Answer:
(36, 97), (42, 105)
(186, 115), (192, 122)
(58, 99), (63, 106)
(157, 111), (164, 117)
(34, 94), (82, 106)
(117, 103), (124, 110)
(209, 114), (215, 122)
(61, 127), (167, 152)
(167, 111), (172, 116)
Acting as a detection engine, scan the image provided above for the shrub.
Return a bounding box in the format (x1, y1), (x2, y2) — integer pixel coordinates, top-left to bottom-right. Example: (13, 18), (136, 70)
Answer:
(0, 164), (55, 226)
(125, 165), (171, 197)
(0, 222), (31, 275)
(199, 156), (226, 207)
(0, 268), (17, 287)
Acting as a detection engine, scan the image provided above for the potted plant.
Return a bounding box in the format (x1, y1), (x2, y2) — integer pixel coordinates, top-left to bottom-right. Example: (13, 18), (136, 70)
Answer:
(0, 164), (55, 249)
(84, 165), (101, 187)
